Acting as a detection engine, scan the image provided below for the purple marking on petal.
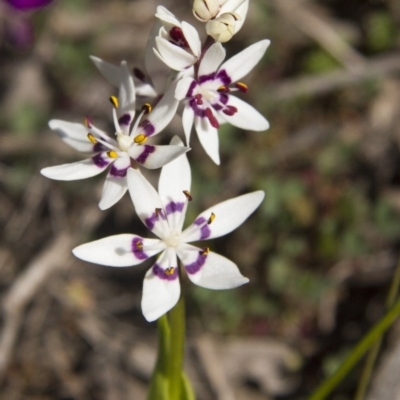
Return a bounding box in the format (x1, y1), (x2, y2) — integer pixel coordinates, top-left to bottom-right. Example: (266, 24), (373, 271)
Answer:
(193, 217), (211, 240)
(185, 252), (207, 275)
(92, 153), (109, 168)
(145, 209), (167, 231)
(152, 264), (178, 281)
(110, 164), (129, 177)
(131, 237), (148, 260)
(198, 72), (216, 84)
(139, 120), (155, 137)
(93, 143), (106, 152)
(216, 69), (232, 86)
(189, 98), (206, 118)
(212, 93), (229, 111)
(136, 145), (156, 164)
(118, 114), (131, 127)
(165, 201), (185, 215)
(186, 80), (198, 98)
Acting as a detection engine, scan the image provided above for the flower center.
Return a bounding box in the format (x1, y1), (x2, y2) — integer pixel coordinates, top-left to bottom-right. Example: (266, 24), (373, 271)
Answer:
(164, 231), (181, 248)
(116, 133), (133, 152)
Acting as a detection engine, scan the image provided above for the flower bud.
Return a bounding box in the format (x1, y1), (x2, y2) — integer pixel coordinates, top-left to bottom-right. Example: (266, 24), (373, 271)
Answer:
(205, 12), (239, 43)
(193, 0), (220, 22)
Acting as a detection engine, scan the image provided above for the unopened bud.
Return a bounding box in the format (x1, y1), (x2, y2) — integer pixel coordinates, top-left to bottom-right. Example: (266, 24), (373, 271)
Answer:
(205, 12), (239, 43)
(193, 0), (220, 22)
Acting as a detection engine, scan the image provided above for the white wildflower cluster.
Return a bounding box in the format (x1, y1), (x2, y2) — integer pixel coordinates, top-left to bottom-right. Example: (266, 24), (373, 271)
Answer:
(41, 0), (270, 322)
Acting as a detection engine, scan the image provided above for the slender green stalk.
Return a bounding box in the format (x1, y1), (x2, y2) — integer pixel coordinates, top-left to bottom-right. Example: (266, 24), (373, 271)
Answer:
(307, 298), (400, 400)
(354, 258), (400, 400)
(147, 315), (171, 400)
(167, 293), (186, 400)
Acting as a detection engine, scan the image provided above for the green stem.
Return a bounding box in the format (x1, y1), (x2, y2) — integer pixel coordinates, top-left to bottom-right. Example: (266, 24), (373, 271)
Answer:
(168, 293), (186, 400)
(307, 298), (400, 400)
(354, 258), (400, 400)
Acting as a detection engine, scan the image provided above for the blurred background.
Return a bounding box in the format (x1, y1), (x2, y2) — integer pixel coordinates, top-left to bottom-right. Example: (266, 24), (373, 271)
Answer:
(1, 0), (400, 399)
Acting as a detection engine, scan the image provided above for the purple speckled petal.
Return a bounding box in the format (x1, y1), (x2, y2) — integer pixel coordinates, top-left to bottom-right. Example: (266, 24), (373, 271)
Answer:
(177, 243), (249, 289)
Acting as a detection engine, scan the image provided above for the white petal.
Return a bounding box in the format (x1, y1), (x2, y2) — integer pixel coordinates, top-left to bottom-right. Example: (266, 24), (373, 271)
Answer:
(144, 82), (179, 135)
(90, 56), (121, 87)
(142, 248), (180, 322)
(175, 77), (197, 101)
(98, 155), (131, 210)
(118, 61), (136, 116)
(73, 234), (165, 267)
(194, 116), (220, 165)
(181, 191), (265, 242)
(154, 37), (197, 71)
(218, 95), (269, 131)
(41, 155), (110, 181)
(218, 39), (270, 83)
(181, 21), (201, 57)
(48, 119), (94, 153)
(127, 168), (169, 239)
(219, 0), (246, 13)
(145, 22), (170, 94)
(158, 136), (191, 232)
(177, 243), (249, 289)
(198, 43), (226, 78)
(128, 144), (189, 169)
(232, 0), (249, 33)
(182, 103), (194, 144)
(155, 5), (181, 27)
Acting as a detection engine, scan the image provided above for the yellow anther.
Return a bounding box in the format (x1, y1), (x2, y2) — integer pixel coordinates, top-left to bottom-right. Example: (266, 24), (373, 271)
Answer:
(155, 208), (163, 217)
(183, 190), (193, 201)
(235, 82), (248, 93)
(107, 150), (118, 159)
(207, 212), (216, 225)
(134, 134), (147, 144)
(141, 103), (152, 115)
(87, 133), (97, 144)
(136, 240), (143, 249)
(165, 267), (175, 276)
(109, 95), (119, 109)
(200, 247), (210, 256)
(217, 85), (230, 93)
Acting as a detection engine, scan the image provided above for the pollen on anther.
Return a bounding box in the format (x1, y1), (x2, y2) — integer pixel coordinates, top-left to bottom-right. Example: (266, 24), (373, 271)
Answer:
(183, 190), (193, 201)
(217, 86), (230, 93)
(165, 267), (175, 276)
(141, 103), (152, 115)
(107, 150), (118, 159)
(109, 96), (119, 109)
(155, 208), (163, 217)
(87, 133), (97, 143)
(235, 82), (248, 93)
(207, 212), (216, 225)
(200, 247), (210, 256)
(136, 240), (143, 249)
(134, 134), (147, 144)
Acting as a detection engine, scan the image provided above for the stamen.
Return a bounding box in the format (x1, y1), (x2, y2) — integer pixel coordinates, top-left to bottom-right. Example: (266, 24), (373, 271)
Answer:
(165, 267), (175, 276)
(136, 240), (143, 249)
(205, 108), (220, 129)
(207, 212), (216, 225)
(141, 103), (152, 115)
(155, 208), (163, 217)
(222, 105), (238, 116)
(87, 133), (97, 143)
(195, 93), (203, 105)
(109, 96), (119, 109)
(134, 134), (147, 144)
(107, 150), (119, 159)
(217, 86), (230, 93)
(169, 26), (189, 48)
(183, 190), (193, 201)
(235, 82), (248, 93)
(84, 116), (93, 128)
(200, 247), (210, 256)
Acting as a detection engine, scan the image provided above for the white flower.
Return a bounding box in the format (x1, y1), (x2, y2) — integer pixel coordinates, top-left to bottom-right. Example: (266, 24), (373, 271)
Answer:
(41, 61), (187, 210)
(73, 137), (264, 321)
(175, 40), (270, 164)
(193, 0), (249, 42)
(153, 6), (202, 71)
